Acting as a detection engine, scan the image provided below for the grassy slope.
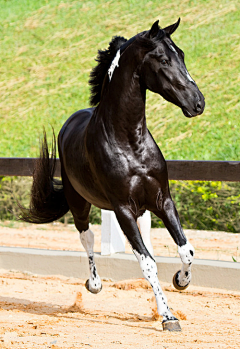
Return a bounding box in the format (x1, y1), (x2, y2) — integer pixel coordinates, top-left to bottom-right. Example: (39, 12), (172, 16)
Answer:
(0, 0), (239, 160)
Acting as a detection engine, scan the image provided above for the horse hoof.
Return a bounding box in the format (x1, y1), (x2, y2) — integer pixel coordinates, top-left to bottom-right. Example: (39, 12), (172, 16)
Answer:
(162, 320), (182, 332)
(173, 270), (190, 291)
(85, 279), (102, 294)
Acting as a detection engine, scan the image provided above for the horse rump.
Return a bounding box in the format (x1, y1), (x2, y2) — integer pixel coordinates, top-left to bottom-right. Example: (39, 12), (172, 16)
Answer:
(19, 130), (69, 224)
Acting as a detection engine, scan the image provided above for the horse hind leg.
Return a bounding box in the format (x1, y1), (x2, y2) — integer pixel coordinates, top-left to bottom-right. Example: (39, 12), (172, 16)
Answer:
(61, 172), (102, 294)
(79, 228), (102, 294)
(70, 212), (102, 294)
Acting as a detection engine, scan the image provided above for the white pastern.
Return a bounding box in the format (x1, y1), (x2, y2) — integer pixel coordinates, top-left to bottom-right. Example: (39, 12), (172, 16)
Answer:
(133, 250), (176, 322)
(80, 229), (102, 292)
(177, 241), (195, 286)
(108, 49), (121, 81)
(87, 253), (102, 292)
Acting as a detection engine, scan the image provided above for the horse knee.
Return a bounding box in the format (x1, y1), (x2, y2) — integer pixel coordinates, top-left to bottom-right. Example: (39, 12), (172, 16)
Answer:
(178, 241), (195, 265)
(134, 250), (157, 282)
(174, 241), (195, 289)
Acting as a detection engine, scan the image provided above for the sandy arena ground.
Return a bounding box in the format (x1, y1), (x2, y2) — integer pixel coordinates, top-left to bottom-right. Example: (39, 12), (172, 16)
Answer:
(0, 222), (239, 261)
(0, 222), (239, 348)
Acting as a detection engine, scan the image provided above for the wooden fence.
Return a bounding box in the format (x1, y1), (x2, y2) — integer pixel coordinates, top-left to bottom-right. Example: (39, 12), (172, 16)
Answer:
(0, 157), (240, 181)
(0, 157), (239, 255)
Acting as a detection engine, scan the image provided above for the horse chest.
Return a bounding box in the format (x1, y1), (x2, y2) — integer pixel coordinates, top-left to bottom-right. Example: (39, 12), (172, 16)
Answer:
(94, 146), (153, 181)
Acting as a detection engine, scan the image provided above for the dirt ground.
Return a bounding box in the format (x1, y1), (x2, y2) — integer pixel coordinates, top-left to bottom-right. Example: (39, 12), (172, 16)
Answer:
(0, 221), (239, 261)
(0, 272), (239, 349)
(0, 222), (239, 348)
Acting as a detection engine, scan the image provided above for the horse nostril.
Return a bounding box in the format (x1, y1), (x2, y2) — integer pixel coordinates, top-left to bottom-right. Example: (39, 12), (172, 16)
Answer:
(196, 101), (202, 112)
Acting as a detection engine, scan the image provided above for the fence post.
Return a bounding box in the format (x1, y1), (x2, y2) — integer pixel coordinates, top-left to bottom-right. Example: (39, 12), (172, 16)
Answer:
(101, 210), (126, 255)
(101, 209), (152, 256)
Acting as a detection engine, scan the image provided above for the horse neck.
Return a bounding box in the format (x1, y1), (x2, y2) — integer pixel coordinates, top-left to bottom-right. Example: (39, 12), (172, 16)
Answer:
(96, 48), (147, 143)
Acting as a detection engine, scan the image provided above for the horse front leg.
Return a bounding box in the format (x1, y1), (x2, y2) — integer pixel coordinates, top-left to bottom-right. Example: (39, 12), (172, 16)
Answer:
(153, 196), (195, 290)
(114, 205), (181, 332)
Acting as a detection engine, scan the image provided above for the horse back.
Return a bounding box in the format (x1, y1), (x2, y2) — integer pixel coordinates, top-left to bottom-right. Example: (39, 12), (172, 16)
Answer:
(58, 108), (94, 151)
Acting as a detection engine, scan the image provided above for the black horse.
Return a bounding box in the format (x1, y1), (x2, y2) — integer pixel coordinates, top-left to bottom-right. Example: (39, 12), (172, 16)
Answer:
(21, 19), (205, 331)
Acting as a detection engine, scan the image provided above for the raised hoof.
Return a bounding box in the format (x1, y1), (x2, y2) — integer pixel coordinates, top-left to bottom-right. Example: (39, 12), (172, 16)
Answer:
(173, 270), (190, 291)
(162, 320), (182, 332)
(85, 279), (102, 294)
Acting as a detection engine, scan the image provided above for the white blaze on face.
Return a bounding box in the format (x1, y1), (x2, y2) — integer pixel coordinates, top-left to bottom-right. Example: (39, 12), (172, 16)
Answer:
(108, 49), (121, 81)
(169, 44), (178, 55)
(169, 43), (195, 83)
(185, 69), (195, 83)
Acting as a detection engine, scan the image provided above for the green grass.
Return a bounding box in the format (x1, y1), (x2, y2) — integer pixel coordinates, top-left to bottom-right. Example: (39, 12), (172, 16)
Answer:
(0, 0), (239, 160)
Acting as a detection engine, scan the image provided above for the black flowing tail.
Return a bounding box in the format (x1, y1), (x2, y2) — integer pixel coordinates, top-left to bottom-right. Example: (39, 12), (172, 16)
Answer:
(19, 131), (69, 224)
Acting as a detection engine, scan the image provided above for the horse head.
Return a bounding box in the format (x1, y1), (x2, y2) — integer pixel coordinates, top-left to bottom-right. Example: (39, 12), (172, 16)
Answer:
(139, 19), (205, 118)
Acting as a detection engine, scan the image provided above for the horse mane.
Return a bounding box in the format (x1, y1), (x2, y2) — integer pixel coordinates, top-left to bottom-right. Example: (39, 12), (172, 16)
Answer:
(89, 29), (165, 107)
(89, 36), (128, 107)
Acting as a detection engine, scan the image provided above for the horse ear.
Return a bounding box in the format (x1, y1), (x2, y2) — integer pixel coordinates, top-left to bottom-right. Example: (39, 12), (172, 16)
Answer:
(163, 18), (181, 35)
(149, 20), (160, 38)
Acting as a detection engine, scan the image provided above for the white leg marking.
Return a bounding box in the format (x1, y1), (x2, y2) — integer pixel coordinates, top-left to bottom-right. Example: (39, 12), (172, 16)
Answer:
(80, 229), (102, 292)
(137, 211), (154, 257)
(178, 241), (195, 287)
(134, 250), (177, 322)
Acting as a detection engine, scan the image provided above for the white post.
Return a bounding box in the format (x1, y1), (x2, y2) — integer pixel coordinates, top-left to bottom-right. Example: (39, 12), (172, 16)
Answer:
(137, 210), (153, 257)
(101, 210), (152, 256)
(101, 210), (126, 255)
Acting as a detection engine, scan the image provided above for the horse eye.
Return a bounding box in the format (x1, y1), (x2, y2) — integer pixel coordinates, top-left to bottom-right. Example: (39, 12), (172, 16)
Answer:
(161, 60), (168, 65)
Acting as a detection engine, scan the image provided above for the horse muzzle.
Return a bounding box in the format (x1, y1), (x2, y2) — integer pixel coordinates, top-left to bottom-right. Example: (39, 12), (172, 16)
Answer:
(182, 94), (205, 118)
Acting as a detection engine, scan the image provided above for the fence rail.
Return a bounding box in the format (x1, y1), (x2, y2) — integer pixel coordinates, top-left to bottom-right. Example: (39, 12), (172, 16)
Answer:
(0, 157), (239, 255)
(0, 157), (239, 182)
